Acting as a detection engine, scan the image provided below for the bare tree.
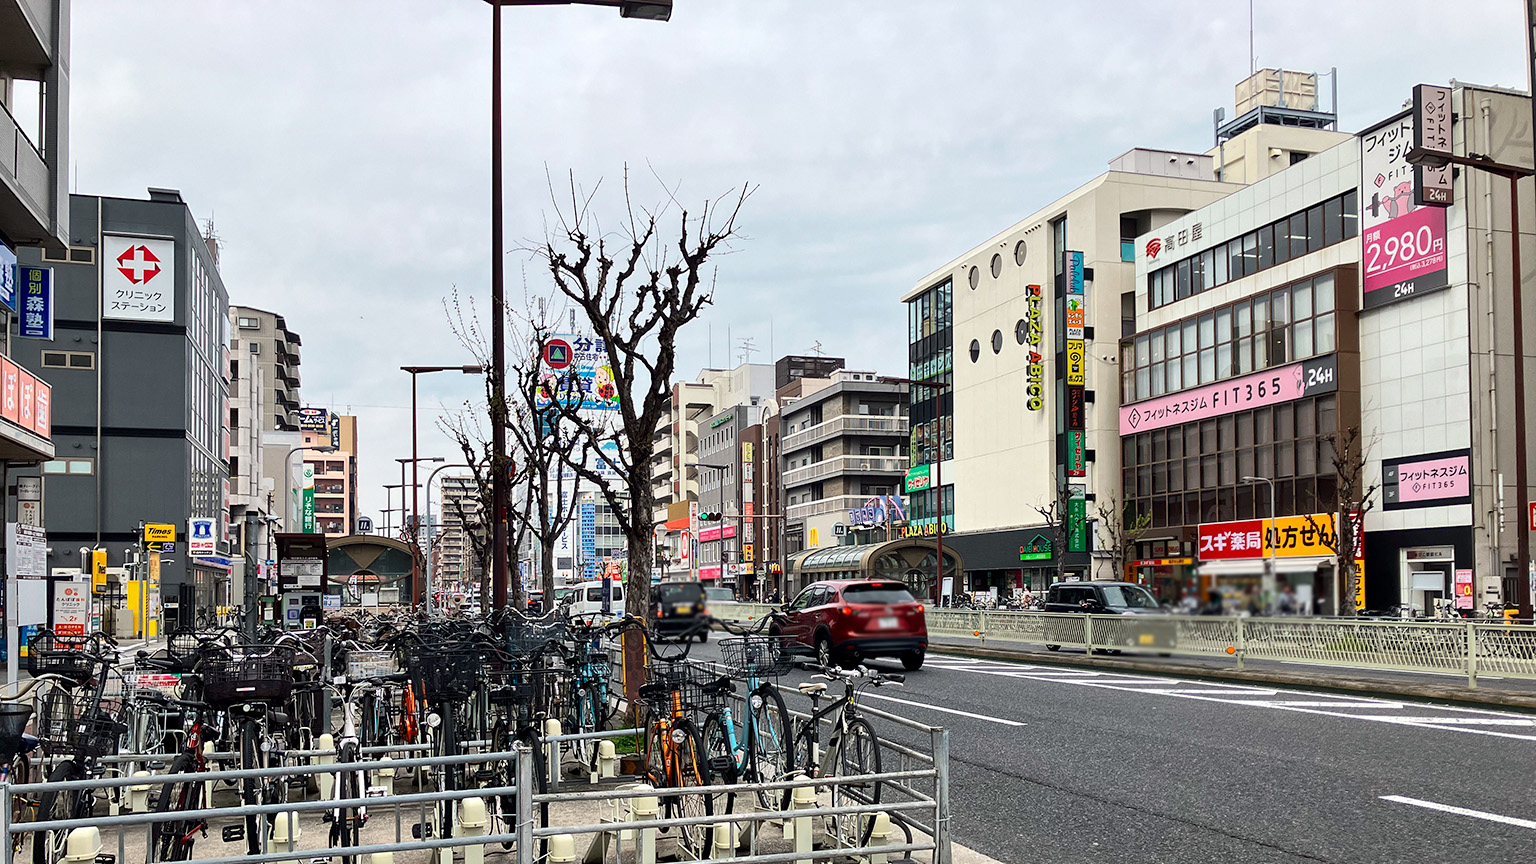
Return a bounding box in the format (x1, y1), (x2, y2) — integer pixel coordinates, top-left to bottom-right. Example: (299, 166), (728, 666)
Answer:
(530, 169), (754, 621)
(1033, 484), (1076, 586)
(1094, 492), (1152, 582)
(1305, 425), (1379, 617)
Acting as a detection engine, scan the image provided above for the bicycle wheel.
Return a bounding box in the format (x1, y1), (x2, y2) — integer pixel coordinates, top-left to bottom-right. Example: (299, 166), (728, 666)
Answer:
(239, 718), (264, 855)
(646, 720), (714, 856)
(32, 760), (84, 864)
(150, 752), (202, 862)
(330, 742), (362, 864)
(568, 686), (600, 769)
(700, 711), (739, 816)
(745, 685), (792, 809)
(820, 718), (881, 848)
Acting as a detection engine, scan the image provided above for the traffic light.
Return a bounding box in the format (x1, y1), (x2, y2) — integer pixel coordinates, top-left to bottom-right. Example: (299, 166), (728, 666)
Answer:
(697, 511), (722, 523)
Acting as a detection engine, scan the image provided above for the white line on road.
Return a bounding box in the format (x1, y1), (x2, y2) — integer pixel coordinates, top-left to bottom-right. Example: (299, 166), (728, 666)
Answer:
(1380, 795), (1536, 830)
(1281, 660), (1504, 680)
(859, 692), (1028, 726)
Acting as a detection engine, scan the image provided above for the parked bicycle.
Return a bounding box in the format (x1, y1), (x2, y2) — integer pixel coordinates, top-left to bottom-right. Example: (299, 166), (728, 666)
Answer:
(785, 664), (903, 848)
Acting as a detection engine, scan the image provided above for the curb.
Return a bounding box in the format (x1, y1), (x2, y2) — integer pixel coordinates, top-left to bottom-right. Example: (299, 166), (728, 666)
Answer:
(927, 638), (1536, 714)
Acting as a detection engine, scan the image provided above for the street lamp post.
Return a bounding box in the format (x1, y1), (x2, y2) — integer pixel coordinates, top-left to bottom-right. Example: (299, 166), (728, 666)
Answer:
(382, 484), (404, 535)
(1241, 475), (1277, 612)
(400, 365), (484, 603)
(1406, 146), (1535, 618)
(479, 0), (671, 612)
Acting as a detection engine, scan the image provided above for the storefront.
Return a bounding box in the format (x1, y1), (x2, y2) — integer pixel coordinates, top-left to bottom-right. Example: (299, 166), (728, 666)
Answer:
(1196, 514), (1339, 614)
(945, 527), (1061, 598)
(1363, 525), (1475, 616)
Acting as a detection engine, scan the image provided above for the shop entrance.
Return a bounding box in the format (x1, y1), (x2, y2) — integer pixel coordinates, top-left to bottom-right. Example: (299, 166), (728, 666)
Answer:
(1402, 546), (1454, 616)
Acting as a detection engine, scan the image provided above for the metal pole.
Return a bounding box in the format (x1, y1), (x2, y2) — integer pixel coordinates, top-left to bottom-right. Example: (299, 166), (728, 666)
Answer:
(1508, 173), (1532, 620)
(515, 744), (534, 864)
(930, 727), (951, 864)
(489, 0), (510, 611)
(412, 370), (422, 606)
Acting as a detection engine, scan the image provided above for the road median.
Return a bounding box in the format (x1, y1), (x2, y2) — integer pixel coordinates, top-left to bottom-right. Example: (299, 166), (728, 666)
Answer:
(928, 636), (1536, 713)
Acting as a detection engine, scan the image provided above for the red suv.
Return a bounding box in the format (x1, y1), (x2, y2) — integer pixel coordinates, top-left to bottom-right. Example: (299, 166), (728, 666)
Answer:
(772, 580), (928, 670)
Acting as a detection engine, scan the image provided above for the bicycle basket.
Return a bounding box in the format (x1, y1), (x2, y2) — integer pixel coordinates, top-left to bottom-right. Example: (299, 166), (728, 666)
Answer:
(25, 632), (99, 680)
(402, 645), (482, 702)
(0, 704), (32, 762)
(489, 667), (560, 706)
(639, 663), (721, 713)
(36, 695), (124, 758)
(200, 645), (296, 708)
(346, 650), (399, 680)
(166, 630), (204, 669)
(719, 635), (794, 678)
(509, 622), (567, 658)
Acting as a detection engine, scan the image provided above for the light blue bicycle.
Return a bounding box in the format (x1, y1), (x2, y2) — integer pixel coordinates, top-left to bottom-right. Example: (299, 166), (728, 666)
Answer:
(701, 629), (794, 811)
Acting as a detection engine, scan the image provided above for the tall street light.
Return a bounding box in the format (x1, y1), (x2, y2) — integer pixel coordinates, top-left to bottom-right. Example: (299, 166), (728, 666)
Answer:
(480, 0), (672, 612)
(1241, 475), (1277, 612)
(879, 376), (950, 603)
(383, 484), (404, 535)
(286, 445), (336, 532)
(401, 364), (485, 601)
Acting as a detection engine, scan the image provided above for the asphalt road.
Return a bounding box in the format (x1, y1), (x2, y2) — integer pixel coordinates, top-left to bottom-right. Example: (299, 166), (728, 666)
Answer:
(691, 640), (1535, 864)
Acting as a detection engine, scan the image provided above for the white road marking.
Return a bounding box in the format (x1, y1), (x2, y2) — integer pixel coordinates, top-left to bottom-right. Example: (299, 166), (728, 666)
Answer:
(859, 692), (1027, 726)
(1380, 795), (1536, 830)
(1386, 717), (1536, 726)
(1282, 660), (1504, 680)
(1227, 701), (1400, 709)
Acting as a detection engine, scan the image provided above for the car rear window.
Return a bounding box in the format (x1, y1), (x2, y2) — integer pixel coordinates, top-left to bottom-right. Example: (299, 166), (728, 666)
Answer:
(583, 584), (624, 603)
(658, 582), (705, 603)
(842, 583), (915, 605)
(704, 587), (733, 603)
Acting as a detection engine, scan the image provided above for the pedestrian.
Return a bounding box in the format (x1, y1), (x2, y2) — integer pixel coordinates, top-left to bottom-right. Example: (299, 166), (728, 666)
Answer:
(1277, 585), (1298, 615)
(1198, 590), (1224, 616)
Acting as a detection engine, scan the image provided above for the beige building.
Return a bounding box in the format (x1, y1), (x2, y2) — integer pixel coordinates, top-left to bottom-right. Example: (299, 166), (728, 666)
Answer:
(302, 415), (357, 537)
(437, 474), (484, 590)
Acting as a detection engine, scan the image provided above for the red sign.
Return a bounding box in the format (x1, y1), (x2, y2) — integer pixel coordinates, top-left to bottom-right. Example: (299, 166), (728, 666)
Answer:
(543, 339), (572, 370)
(1198, 519), (1266, 559)
(1530, 502), (1536, 532)
(0, 359), (18, 425)
(32, 380), (50, 438)
(115, 243), (163, 285)
(1144, 238), (1162, 258)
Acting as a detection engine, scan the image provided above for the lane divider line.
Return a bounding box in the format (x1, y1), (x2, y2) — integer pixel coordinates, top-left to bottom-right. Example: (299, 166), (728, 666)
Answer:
(859, 692), (1028, 727)
(1380, 795), (1536, 830)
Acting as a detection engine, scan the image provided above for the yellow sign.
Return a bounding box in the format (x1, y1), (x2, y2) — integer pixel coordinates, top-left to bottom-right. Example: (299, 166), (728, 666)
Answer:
(902, 521), (950, 538)
(91, 549), (108, 593)
(143, 523), (176, 544)
(809, 528), (819, 546)
(1066, 339), (1086, 386)
(742, 544), (754, 563)
(742, 442), (754, 462)
(1264, 514), (1337, 558)
(1354, 562), (1366, 611)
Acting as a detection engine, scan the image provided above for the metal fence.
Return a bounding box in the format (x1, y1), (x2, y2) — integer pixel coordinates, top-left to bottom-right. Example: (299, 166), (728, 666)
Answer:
(712, 602), (1536, 688)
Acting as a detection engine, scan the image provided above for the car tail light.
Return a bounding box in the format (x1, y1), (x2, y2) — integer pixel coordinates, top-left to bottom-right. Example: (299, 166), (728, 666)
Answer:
(840, 606), (852, 615)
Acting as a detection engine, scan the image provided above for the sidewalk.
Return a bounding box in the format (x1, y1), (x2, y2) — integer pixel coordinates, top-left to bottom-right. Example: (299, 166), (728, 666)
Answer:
(927, 635), (1536, 712)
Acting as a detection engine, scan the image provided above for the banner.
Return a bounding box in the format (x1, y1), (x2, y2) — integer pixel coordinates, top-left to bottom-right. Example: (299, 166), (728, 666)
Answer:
(536, 334), (620, 411)
(1121, 354), (1338, 436)
(1360, 112), (1449, 308)
(1198, 514), (1338, 560)
(1066, 430), (1086, 478)
(16, 266), (51, 340)
(1067, 493), (1087, 553)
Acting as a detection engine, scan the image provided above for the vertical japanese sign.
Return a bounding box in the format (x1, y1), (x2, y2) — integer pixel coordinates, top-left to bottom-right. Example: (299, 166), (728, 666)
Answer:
(1360, 113), (1449, 309)
(1453, 569), (1474, 610)
(1024, 285), (1045, 411)
(0, 244), (17, 313)
(1066, 430), (1086, 478)
(1064, 252), (1086, 424)
(301, 464), (316, 533)
(329, 413), (341, 451)
(1412, 83), (1453, 206)
(16, 266), (51, 340)
(1067, 491), (1087, 553)
(102, 236), (175, 322)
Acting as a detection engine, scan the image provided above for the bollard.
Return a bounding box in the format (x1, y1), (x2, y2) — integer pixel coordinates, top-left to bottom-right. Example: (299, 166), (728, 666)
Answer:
(128, 771), (152, 813)
(369, 854), (395, 864)
(458, 796), (489, 864)
(710, 822), (740, 859)
(544, 718), (562, 788)
(316, 733), (336, 801)
(548, 834), (577, 864)
(789, 777), (817, 860)
(62, 827), (102, 864)
(270, 811), (301, 852)
(202, 740), (218, 808)
(629, 786), (658, 864)
(597, 740), (618, 780)
(864, 812), (892, 864)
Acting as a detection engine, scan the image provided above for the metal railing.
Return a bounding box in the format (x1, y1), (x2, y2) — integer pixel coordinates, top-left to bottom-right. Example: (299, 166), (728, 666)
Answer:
(711, 602), (1536, 688)
(782, 455), (907, 488)
(782, 416), (909, 453)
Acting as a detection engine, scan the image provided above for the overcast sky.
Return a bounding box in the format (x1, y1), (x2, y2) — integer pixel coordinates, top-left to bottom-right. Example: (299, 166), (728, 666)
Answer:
(69, 0), (1526, 525)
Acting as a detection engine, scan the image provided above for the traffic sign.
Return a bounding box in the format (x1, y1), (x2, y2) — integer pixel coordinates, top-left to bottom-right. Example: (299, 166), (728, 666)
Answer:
(143, 523), (175, 544)
(543, 338), (573, 370)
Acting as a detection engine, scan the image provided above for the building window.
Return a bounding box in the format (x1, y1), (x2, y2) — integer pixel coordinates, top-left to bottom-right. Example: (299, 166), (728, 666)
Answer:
(968, 266), (979, 290)
(40, 351), (94, 369)
(1014, 240), (1027, 266)
(969, 339), (981, 363)
(43, 458), (94, 475)
(991, 330), (1003, 354)
(42, 246), (95, 264)
(990, 253), (1002, 279)
(238, 317), (259, 329)
(1147, 190), (1357, 310)
(249, 342), (260, 354)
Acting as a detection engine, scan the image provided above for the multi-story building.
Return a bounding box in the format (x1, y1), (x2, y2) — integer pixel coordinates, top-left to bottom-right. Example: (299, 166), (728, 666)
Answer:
(900, 69), (1348, 601)
(437, 473), (484, 589)
(780, 370), (909, 554)
(301, 414), (357, 538)
(231, 307), (302, 431)
(16, 188), (231, 626)
(776, 354), (844, 390)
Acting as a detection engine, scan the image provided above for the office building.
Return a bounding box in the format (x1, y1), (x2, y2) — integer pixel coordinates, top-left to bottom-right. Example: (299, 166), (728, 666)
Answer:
(16, 189), (230, 626)
(300, 414), (357, 537)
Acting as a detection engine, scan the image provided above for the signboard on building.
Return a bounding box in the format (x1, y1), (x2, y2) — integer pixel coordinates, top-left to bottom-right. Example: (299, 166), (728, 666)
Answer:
(1065, 340), (1086, 387)
(1360, 112), (1449, 309)
(0, 243), (16, 313)
(1197, 514), (1337, 559)
(188, 517), (217, 555)
(16, 266), (52, 340)
(904, 464), (931, 494)
(17, 477), (40, 528)
(52, 579), (88, 637)
(102, 235), (175, 322)
(1382, 448), (1471, 510)
(143, 523), (176, 545)
(296, 407), (329, 432)
(1066, 490), (1088, 553)
(535, 334), (620, 412)
(1066, 430), (1086, 478)
(329, 413), (341, 450)
(1024, 284), (1045, 411)
(1066, 385), (1085, 431)
(1412, 83), (1454, 206)
(1120, 354), (1338, 436)
(301, 464), (316, 533)
(6, 523), (45, 578)
(1019, 534), (1053, 561)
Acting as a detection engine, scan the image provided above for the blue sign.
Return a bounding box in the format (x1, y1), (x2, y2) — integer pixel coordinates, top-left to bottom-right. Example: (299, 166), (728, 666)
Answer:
(1066, 250), (1084, 296)
(17, 266), (51, 340)
(0, 245), (16, 313)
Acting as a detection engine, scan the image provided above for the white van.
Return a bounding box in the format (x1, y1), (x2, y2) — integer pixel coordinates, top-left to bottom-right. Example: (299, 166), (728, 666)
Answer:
(562, 579), (626, 623)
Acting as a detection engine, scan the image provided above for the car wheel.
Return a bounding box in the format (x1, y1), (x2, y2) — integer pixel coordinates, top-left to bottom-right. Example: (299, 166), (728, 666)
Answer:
(1045, 644), (1061, 651)
(815, 634), (835, 669)
(901, 650), (925, 671)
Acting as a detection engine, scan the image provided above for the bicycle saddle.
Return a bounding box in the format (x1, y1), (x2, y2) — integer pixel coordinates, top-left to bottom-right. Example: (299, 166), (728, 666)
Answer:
(702, 676), (734, 696)
(796, 682), (827, 695)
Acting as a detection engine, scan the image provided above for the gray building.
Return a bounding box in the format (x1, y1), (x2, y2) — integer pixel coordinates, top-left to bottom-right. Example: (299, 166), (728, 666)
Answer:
(14, 188), (231, 626)
(231, 306), (301, 432)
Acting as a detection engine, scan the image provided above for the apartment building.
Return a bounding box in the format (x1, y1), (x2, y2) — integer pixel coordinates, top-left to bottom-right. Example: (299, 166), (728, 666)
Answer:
(301, 414), (358, 538)
(231, 306), (302, 432)
(437, 473), (484, 589)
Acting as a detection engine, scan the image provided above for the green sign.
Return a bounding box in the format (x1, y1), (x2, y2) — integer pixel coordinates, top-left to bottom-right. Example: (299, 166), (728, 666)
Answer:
(301, 463), (317, 533)
(905, 464), (932, 494)
(1019, 534), (1053, 561)
(1067, 495), (1087, 553)
(710, 412), (735, 428)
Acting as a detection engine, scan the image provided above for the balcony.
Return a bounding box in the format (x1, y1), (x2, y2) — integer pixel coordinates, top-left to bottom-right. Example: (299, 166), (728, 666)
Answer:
(785, 495), (872, 521)
(781, 415), (909, 453)
(0, 97), (57, 248)
(782, 454), (907, 488)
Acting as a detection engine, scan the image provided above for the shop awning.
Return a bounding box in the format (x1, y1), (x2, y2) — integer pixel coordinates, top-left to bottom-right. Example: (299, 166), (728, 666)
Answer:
(1198, 556), (1331, 577)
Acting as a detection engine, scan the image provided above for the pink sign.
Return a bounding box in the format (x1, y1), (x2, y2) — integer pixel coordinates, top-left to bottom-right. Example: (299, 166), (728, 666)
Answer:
(1363, 204), (1447, 299)
(698, 566), (721, 581)
(32, 381), (50, 438)
(1396, 455), (1470, 502)
(698, 524), (737, 543)
(1454, 569), (1474, 610)
(1120, 356), (1337, 436)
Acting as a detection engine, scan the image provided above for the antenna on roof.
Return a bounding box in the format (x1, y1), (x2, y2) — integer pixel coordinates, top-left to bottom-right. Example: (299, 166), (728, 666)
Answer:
(809, 340), (825, 357)
(736, 337), (757, 364)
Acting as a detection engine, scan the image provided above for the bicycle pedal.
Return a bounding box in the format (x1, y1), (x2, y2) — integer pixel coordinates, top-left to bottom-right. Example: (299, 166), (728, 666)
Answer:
(412, 822), (433, 839)
(94, 855), (116, 864)
(222, 825), (245, 843)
